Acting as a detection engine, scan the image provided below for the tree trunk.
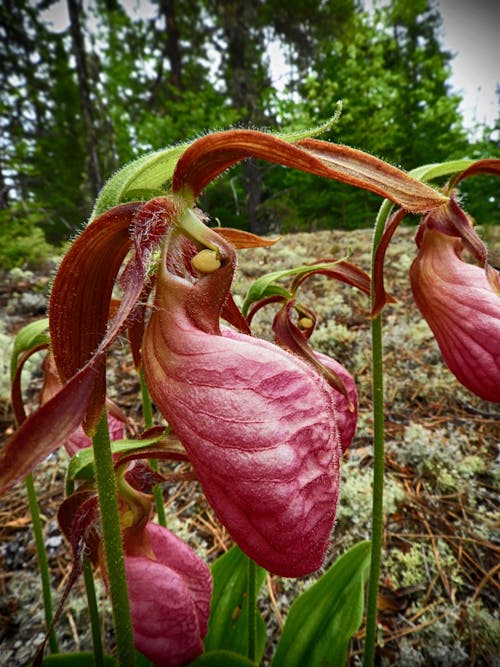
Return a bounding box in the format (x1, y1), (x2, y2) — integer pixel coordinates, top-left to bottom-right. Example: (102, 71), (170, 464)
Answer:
(162, 0), (183, 90)
(149, 0), (183, 103)
(66, 0), (102, 199)
(220, 0), (266, 234)
(0, 167), (10, 209)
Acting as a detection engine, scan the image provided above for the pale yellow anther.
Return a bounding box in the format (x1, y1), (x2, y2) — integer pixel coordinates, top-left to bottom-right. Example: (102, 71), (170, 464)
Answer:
(191, 248), (221, 273)
(120, 510), (135, 529)
(299, 316), (314, 329)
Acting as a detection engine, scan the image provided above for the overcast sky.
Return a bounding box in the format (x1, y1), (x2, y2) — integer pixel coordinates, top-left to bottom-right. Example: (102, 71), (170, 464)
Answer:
(436, 0), (499, 130)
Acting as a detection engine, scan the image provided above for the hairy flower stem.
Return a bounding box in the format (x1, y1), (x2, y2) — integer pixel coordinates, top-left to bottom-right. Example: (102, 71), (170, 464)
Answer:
(92, 412), (136, 666)
(25, 472), (59, 654)
(363, 313), (385, 666)
(83, 557), (104, 667)
(247, 557), (257, 662)
(139, 369), (167, 527)
(363, 201), (392, 667)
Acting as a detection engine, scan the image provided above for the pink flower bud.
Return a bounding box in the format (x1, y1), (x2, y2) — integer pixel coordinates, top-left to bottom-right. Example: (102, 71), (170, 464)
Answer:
(124, 522), (212, 667)
(143, 233), (342, 576)
(410, 227), (500, 402)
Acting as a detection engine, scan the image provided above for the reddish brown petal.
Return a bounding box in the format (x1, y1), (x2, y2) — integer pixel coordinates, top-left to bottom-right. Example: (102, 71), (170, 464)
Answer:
(372, 209), (407, 317)
(50, 202), (141, 383)
(297, 138), (448, 212)
(216, 227), (280, 248)
(291, 259), (372, 297)
(50, 198), (179, 432)
(447, 157), (500, 190)
(173, 129), (447, 211)
(0, 365), (97, 494)
(11, 344), (49, 425)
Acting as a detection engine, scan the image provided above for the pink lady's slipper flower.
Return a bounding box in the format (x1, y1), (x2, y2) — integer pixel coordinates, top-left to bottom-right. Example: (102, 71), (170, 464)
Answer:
(410, 213), (500, 403)
(142, 229), (343, 577)
(263, 262), (372, 452)
(118, 522), (212, 667)
(372, 161), (500, 403)
(0, 129), (448, 529)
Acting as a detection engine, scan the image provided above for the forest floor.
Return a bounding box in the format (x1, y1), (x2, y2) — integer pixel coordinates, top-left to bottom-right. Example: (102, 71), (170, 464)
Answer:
(0, 225), (499, 666)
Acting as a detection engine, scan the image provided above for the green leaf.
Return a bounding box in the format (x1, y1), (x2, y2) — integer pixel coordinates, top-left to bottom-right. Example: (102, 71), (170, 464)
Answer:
(91, 144), (190, 219)
(271, 541), (371, 667)
(242, 260), (344, 315)
(42, 652), (118, 666)
(204, 546), (267, 661)
(66, 436), (164, 481)
(276, 103), (342, 143)
(190, 650), (257, 667)
(10, 318), (50, 382)
(135, 649), (155, 666)
(409, 159), (477, 183)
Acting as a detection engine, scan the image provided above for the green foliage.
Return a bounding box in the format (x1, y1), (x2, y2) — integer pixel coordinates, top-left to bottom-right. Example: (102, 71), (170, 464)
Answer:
(267, 0), (482, 232)
(271, 541), (371, 667)
(1, 0), (498, 242)
(205, 546), (267, 661)
(0, 207), (54, 269)
(191, 650), (257, 667)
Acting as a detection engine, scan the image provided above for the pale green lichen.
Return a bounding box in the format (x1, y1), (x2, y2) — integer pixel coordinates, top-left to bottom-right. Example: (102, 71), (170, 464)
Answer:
(385, 539), (463, 591)
(337, 452), (406, 538)
(388, 421), (487, 495)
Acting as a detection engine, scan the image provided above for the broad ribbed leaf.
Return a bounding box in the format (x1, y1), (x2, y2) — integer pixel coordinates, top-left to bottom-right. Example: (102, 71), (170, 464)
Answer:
(271, 541), (371, 667)
(204, 546), (266, 660)
(91, 144), (189, 219)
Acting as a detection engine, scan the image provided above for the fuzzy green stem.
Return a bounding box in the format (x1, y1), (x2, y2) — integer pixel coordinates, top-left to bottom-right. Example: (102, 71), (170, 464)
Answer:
(362, 313), (385, 666)
(93, 412), (136, 666)
(363, 200), (393, 667)
(25, 472), (59, 654)
(83, 557), (104, 667)
(246, 557), (257, 663)
(139, 369), (167, 527)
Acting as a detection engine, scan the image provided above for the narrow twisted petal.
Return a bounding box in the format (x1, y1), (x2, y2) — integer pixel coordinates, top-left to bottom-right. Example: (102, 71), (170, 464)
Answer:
(124, 522), (212, 667)
(39, 353), (125, 457)
(143, 237), (342, 577)
(410, 228), (500, 402)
